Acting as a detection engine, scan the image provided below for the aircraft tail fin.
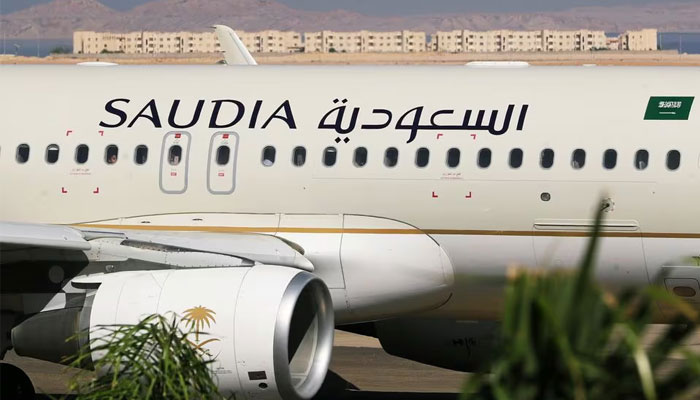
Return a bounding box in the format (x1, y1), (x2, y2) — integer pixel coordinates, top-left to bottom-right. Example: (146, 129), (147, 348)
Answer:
(212, 25), (257, 66)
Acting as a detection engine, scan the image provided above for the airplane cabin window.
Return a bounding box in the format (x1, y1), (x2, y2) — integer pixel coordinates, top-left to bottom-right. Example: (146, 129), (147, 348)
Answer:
(447, 148), (460, 168)
(571, 149), (586, 169)
(354, 147), (368, 167)
(292, 146), (306, 166)
(635, 150), (649, 170)
(540, 148), (554, 169)
(168, 145), (182, 166)
(216, 145), (230, 165)
(135, 145), (148, 165)
(323, 146), (337, 166)
(666, 150), (681, 170)
(478, 148), (491, 168)
(46, 144), (59, 164)
(105, 145), (119, 164)
(509, 148), (523, 168)
(16, 144), (30, 164)
(384, 147), (398, 167)
(262, 146), (276, 166)
(603, 149), (617, 169)
(415, 147), (430, 167)
(75, 144), (89, 164)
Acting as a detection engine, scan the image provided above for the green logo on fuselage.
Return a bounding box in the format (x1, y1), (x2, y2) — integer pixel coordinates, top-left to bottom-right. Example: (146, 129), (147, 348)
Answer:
(644, 96), (694, 120)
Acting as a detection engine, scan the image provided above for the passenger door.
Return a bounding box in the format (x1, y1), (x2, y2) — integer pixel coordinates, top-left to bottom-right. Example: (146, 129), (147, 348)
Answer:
(159, 132), (191, 194)
(207, 132), (239, 194)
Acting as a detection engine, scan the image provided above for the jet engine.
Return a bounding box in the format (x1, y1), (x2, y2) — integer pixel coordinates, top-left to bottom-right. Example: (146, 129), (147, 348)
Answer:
(12, 265), (334, 400)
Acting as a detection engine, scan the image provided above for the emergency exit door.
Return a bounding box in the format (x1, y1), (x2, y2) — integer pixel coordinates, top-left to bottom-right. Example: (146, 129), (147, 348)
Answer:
(207, 132), (239, 194)
(160, 131), (191, 194)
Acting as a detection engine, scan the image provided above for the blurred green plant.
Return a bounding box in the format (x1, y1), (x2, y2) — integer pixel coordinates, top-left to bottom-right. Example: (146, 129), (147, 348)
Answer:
(64, 313), (224, 400)
(462, 206), (700, 400)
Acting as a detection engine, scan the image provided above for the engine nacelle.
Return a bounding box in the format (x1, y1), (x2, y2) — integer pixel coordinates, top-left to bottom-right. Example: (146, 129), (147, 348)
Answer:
(374, 318), (500, 372)
(12, 265), (334, 400)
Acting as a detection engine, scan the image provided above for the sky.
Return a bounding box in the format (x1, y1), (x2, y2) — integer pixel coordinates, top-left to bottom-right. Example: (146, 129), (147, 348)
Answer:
(0, 0), (695, 15)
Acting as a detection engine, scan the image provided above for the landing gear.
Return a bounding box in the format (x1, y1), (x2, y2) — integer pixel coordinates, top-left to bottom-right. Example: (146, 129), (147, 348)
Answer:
(0, 363), (35, 400)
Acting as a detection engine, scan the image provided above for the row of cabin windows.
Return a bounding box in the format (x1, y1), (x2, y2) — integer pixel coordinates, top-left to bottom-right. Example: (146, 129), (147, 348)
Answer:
(14, 144), (149, 165)
(12, 143), (685, 172)
(260, 146), (685, 171)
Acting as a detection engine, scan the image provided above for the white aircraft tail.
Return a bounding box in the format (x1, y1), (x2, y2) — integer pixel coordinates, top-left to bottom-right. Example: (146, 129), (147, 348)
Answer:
(212, 25), (257, 66)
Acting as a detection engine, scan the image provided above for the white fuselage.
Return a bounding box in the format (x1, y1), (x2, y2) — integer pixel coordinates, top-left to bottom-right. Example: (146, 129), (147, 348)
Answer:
(1, 65), (699, 321)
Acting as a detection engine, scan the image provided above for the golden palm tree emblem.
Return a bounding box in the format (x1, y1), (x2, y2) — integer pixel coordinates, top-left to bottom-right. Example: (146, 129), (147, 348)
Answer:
(183, 306), (217, 344)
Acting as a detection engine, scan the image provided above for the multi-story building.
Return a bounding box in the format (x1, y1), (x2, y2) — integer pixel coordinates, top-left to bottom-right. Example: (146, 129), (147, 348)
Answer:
(73, 29), (658, 55)
(434, 29), (608, 53)
(303, 30), (426, 53)
(619, 29), (658, 51)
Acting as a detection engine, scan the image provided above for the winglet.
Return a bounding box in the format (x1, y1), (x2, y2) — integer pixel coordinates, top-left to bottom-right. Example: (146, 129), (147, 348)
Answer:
(212, 25), (257, 66)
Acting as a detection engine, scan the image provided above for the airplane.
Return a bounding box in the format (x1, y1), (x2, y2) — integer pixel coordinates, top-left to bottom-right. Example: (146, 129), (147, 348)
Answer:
(0, 28), (699, 399)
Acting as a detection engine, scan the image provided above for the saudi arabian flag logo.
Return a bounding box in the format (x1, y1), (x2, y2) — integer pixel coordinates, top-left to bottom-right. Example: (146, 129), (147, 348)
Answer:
(644, 96), (694, 120)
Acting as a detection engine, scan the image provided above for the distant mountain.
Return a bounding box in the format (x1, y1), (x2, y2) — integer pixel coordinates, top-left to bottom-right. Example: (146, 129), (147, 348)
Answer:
(2, 0), (700, 39)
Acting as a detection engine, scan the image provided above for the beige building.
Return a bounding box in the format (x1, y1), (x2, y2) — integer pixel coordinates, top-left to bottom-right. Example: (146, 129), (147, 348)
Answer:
(74, 30), (301, 54)
(74, 28), (658, 55)
(434, 29), (608, 53)
(619, 29), (658, 51)
(303, 30), (426, 53)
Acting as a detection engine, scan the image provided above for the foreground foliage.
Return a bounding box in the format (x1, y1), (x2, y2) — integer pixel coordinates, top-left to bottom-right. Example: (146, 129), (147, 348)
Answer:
(65, 314), (223, 400)
(463, 208), (700, 400)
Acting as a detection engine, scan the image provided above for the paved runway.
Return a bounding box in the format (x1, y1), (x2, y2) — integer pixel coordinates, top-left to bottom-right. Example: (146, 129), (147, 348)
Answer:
(2, 328), (698, 399)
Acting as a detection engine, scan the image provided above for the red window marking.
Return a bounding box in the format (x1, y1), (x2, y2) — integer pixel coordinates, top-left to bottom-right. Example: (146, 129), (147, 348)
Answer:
(171, 172), (177, 176)
(93, 187), (100, 194)
(470, 134), (477, 140)
(222, 134), (229, 139)
(432, 191), (439, 198)
(99, 130), (104, 136)
(175, 133), (182, 138)
(436, 133), (443, 140)
(218, 172), (225, 177)
(66, 130), (73, 136)
(465, 192), (473, 199)
(61, 187), (68, 194)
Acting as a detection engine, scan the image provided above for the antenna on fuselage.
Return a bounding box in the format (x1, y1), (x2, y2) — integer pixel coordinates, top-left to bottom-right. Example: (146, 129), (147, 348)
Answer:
(212, 25), (257, 66)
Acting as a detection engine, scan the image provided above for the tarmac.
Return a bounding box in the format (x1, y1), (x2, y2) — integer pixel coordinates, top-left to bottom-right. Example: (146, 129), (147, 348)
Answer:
(2, 327), (699, 399)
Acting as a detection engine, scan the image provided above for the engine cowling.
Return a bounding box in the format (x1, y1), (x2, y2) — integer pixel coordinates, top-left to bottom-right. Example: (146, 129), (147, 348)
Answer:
(12, 265), (334, 400)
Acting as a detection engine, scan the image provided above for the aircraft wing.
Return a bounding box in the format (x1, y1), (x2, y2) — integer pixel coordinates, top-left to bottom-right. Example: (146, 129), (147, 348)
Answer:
(0, 221), (312, 271)
(0, 221), (91, 251)
(213, 25), (257, 66)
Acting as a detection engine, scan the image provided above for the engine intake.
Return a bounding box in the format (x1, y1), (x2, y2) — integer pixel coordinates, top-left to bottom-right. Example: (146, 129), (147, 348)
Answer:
(12, 265), (334, 400)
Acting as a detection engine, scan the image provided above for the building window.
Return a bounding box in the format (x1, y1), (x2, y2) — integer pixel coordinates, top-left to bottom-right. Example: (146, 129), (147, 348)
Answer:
(540, 148), (554, 169)
(135, 145), (148, 165)
(46, 144), (59, 164)
(666, 150), (681, 170)
(603, 149), (617, 169)
(478, 148), (491, 168)
(323, 146), (337, 166)
(571, 149), (586, 169)
(75, 144), (89, 164)
(446, 148), (460, 168)
(509, 148), (523, 168)
(354, 147), (368, 167)
(384, 147), (398, 167)
(105, 145), (119, 164)
(216, 145), (230, 165)
(415, 147), (430, 167)
(292, 146), (306, 166)
(262, 146), (276, 166)
(168, 145), (182, 166)
(634, 150), (649, 170)
(16, 144), (30, 164)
